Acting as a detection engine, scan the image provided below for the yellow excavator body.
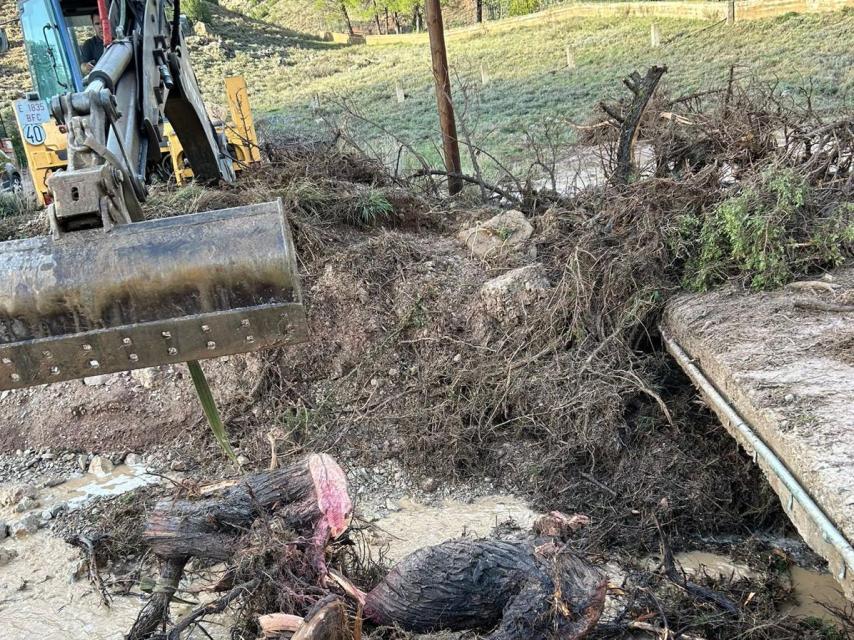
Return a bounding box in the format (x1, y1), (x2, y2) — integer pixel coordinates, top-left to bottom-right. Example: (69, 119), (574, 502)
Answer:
(16, 76), (260, 204)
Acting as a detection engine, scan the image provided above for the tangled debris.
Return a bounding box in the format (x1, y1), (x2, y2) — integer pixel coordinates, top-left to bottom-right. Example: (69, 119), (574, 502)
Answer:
(4, 72), (853, 639)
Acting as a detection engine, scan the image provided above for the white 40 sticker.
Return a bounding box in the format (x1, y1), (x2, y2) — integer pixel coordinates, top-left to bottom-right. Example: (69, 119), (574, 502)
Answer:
(24, 124), (47, 146)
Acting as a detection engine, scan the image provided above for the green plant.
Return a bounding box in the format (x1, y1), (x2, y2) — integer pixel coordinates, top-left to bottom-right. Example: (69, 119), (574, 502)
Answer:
(508, 0), (541, 16)
(682, 168), (852, 291)
(349, 189), (393, 227)
(0, 193), (24, 218)
(184, 0), (212, 23)
(187, 360), (239, 464)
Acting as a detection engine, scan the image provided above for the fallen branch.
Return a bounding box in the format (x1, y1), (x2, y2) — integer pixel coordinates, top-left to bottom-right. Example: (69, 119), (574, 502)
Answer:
(411, 169), (522, 206)
(794, 299), (854, 313)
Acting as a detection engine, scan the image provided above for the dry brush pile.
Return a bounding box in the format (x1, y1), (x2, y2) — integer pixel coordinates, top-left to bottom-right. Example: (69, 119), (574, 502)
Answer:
(129, 77), (854, 560)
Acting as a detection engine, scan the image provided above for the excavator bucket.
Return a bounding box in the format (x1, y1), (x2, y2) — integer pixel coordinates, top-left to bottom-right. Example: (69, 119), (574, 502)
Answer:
(0, 200), (306, 391)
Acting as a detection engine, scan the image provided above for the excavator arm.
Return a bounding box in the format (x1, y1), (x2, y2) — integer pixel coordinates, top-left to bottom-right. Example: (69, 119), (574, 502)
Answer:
(0, 0), (306, 392)
(48, 0), (234, 232)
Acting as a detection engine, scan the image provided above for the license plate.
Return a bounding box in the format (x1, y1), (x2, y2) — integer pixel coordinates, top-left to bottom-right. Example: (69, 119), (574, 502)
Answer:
(15, 99), (51, 127)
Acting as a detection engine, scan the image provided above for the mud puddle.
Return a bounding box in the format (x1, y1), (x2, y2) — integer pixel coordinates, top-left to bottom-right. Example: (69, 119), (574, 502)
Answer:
(0, 465), (181, 639)
(366, 494), (537, 563)
(0, 532), (147, 639)
(0, 531), (230, 640)
(43, 463), (159, 512)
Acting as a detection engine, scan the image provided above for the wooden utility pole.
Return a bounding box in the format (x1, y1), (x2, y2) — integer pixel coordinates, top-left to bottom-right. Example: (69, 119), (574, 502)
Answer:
(426, 0), (463, 195)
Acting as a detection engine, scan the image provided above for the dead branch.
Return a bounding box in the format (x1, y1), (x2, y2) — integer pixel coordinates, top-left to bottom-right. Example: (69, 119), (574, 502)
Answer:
(607, 66), (668, 185)
(167, 579), (261, 640)
(794, 299), (854, 313)
(411, 169), (522, 206)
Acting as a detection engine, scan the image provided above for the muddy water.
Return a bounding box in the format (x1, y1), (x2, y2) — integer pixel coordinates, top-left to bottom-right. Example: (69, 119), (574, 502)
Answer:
(43, 463), (159, 511)
(0, 463), (235, 640)
(783, 565), (851, 622)
(367, 494), (537, 563)
(0, 532), (145, 639)
(673, 550), (850, 625)
(0, 532), (232, 640)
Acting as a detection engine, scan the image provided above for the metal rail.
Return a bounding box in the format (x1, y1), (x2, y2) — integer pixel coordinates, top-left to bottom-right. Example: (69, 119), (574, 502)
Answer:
(662, 330), (854, 583)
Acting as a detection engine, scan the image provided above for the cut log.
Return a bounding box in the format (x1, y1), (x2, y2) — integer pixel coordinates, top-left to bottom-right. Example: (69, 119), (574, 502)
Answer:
(293, 596), (349, 640)
(129, 454), (351, 640)
(363, 538), (607, 640)
(143, 453), (352, 561)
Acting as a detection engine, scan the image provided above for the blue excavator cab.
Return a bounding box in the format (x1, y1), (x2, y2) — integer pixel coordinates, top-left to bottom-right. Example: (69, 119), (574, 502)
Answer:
(19, 0), (86, 98)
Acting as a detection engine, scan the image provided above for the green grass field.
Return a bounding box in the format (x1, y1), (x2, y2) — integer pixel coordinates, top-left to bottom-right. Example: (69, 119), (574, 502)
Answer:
(193, 5), (854, 168)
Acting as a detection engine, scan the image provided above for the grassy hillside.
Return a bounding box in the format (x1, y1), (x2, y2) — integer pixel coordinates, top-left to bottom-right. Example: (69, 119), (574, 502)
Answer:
(219, 0), (477, 34)
(189, 5), (854, 165)
(2, 2), (852, 170)
(220, 0), (335, 34)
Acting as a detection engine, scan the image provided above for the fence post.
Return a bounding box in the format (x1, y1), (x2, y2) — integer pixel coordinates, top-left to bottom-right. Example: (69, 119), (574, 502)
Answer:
(426, 0), (463, 196)
(480, 62), (489, 85)
(650, 23), (661, 48)
(727, 0), (736, 24)
(565, 45), (576, 70)
(395, 81), (405, 103)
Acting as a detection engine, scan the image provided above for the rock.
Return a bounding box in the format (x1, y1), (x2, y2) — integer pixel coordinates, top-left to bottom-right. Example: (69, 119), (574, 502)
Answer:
(131, 367), (165, 389)
(76, 454), (89, 472)
(421, 477), (439, 493)
(43, 477), (65, 488)
(457, 210), (534, 259)
(0, 520), (7, 540)
(236, 455), (250, 467)
(40, 509), (53, 522)
(0, 548), (18, 566)
(40, 452), (55, 461)
(125, 453), (144, 466)
(88, 455), (114, 476)
(50, 502), (68, 517)
(1, 484), (37, 506)
(170, 459), (188, 472)
(385, 499), (400, 512)
(83, 374), (111, 386)
(11, 513), (40, 537)
(14, 497), (39, 512)
(193, 20), (210, 36)
(479, 264), (551, 324)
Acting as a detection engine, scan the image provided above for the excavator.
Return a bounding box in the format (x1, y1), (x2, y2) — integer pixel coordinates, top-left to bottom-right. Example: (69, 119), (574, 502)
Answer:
(0, 0), (306, 393)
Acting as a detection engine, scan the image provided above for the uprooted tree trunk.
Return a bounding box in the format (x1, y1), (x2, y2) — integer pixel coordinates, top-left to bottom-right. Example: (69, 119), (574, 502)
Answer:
(361, 539), (607, 640)
(128, 454), (351, 640)
(601, 65), (667, 185)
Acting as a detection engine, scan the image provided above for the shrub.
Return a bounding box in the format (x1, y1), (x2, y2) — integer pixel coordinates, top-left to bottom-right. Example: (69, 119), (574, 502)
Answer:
(677, 168), (854, 291)
(183, 0), (212, 23)
(508, 0), (541, 17)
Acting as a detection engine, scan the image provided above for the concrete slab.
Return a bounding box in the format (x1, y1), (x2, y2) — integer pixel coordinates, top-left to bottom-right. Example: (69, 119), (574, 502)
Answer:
(662, 269), (854, 600)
